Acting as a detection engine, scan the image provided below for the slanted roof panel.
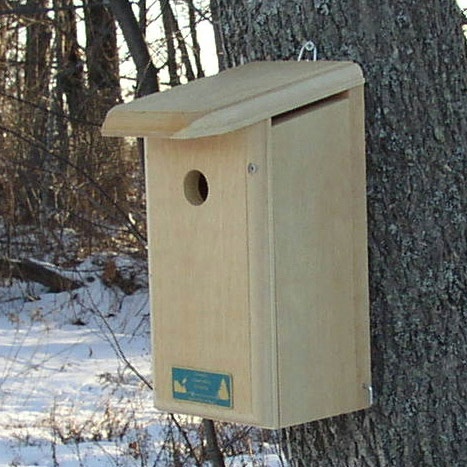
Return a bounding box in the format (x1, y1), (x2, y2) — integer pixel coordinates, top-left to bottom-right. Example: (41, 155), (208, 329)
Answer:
(102, 61), (364, 139)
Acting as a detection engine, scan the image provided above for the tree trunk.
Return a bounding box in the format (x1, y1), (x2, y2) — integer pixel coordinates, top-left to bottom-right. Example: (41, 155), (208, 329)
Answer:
(23, 0), (52, 221)
(108, 0), (159, 172)
(54, 0), (85, 123)
(84, 0), (121, 118)
(202, 419), (225, 467)
(209, 0), (227, 71)
(187, 0), (205, 78)
(53, 0), (84, 173)
(0, 0), (8, 151)
(108, 0), (159, 97)
(82, 0), (127, 212)
(139, 0), (146, 35)
(216, 1), (467, 465)
(167, 1), (196, 82)
(160, 0), (181, 86)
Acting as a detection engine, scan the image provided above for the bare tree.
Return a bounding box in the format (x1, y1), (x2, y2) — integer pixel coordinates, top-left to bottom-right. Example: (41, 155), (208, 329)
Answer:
(160, 0), (196, 83)
(215, 1), (467, 465)
(53, 0), (84, 182)
(54, 0), (85, 125)
(209, 0), (226, 71)
(0, 0), (9, 152)
(108, 0), (159, 97)
(160, 0), (180, 86)
(22, 0), (52, 221)
(84, 0), (121, 116)
(186, 0), (204, 78)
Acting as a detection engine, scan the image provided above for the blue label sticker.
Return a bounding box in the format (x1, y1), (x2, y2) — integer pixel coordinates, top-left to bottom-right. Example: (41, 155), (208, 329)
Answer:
(172, 367), (233, 408)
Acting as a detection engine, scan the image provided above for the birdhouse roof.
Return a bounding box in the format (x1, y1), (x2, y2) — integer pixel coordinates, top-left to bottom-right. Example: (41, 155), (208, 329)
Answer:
(102, 60), (364, 140)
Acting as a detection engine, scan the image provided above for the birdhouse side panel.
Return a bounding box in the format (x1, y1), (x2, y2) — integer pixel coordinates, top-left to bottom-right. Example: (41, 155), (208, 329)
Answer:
(244, 120), (281, 428)
(347, 86), (372, 398)
(271, 89), (371, 426)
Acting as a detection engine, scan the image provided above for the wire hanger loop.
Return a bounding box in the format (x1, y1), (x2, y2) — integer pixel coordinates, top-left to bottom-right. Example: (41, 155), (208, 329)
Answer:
(298, 40), (318, 61)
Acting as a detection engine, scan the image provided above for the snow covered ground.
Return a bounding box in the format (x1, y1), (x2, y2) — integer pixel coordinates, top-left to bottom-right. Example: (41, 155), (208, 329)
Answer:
(0, 253), (285, 466)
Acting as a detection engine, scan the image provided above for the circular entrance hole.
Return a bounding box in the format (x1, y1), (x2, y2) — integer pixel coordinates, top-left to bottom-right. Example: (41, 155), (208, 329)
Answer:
(184, 170), (209, 206)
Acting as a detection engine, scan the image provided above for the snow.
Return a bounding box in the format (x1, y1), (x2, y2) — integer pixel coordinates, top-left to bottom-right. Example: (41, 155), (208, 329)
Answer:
(0, 253), (286, 466)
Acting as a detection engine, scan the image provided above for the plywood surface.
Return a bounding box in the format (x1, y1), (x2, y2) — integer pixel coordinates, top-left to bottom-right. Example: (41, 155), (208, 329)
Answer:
(139, 78), (371, 427)
(244, 121), (279, 428)
(271, 91), (371, 426)
(102, 61), (364, 139)
(145, 125), (273, 423)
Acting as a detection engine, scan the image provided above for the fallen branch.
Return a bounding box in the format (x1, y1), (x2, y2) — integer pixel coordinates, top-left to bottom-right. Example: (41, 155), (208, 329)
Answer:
(0, 257), (83, 293)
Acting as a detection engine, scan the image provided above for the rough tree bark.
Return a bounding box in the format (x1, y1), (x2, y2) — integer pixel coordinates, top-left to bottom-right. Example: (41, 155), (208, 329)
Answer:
(216, 1), (466, 466)
(209, 0), (227, 71)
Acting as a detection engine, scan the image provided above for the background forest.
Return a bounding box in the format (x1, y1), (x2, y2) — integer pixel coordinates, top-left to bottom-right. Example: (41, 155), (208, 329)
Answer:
(1, 2), (257, 466)
(0, 0), (217, 263)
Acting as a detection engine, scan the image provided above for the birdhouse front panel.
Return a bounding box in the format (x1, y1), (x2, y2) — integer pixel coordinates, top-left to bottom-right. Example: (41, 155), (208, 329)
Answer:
(145, 122), (278, 425)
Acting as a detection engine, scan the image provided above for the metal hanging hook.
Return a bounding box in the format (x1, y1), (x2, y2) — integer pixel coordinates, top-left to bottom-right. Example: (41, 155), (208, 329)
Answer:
(298, 40), (318, 61)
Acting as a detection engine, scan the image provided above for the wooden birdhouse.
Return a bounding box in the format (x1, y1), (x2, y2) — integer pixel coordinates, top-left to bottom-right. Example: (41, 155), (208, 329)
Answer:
(102, 61), (372, 429)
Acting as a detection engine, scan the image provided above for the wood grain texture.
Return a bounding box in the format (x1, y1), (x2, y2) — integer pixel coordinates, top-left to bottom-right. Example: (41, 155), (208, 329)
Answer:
(271, 91), (370, 427)
(143, 88), (370, 428)
(145, 124), (272, 424)
(245, 120), (279, 428)
(111, 61), (372, 428)
(102, 61), (363, 139)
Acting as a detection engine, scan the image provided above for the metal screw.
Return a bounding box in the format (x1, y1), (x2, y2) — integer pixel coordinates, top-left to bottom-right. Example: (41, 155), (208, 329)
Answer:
(248, 163), (258, 174)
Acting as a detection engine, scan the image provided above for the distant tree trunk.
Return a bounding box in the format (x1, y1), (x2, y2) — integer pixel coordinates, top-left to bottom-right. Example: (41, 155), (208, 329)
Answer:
(24, 0), (52, 114)
(209, 0), (226, 71)
(84, 0), (121, 118)
(23, 0), (52, 221)
(187, 0), (205, 78)
(0, 0), (13, 235)
(24, 0), (52, 147)
(82, 0), (125, 212)
(216, 1), (467, 466)
(108, 0), (159, 98)
(54, 0), (85, 122)
(203, 419), (225, 467)
(0, 0), (7, 151)
(169, 1), (196, 81)
(53, 0), (84, 171)
(160, 0), (181, 86)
